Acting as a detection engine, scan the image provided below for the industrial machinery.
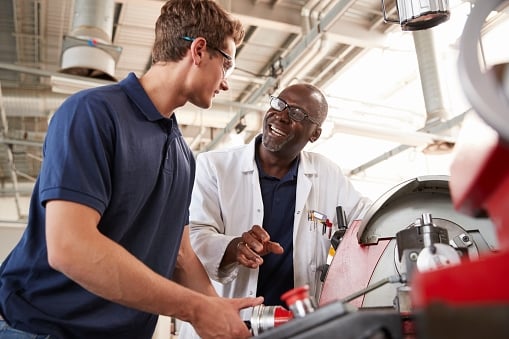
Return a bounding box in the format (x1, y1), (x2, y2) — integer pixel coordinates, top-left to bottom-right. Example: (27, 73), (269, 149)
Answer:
(253, 176), (497, 338)
(251, 0), (509, 337)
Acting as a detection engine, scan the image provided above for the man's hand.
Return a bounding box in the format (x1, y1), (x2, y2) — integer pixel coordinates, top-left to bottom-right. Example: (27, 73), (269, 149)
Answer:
(193, 296), (264, 339)
(235, 225), (284, 269)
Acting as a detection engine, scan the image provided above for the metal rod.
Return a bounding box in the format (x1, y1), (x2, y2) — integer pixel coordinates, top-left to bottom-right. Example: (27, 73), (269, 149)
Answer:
(340, 274), (406, 303)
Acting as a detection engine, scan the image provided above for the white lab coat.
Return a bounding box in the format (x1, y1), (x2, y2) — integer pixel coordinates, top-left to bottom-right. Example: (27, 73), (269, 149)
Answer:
(179, 137), (370, 338)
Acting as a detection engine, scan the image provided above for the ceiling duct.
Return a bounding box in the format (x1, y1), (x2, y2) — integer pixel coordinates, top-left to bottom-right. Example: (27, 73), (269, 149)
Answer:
(59, 0), (121, 81)
(413, 29), (448, 124)
(413, 29), (455, 154)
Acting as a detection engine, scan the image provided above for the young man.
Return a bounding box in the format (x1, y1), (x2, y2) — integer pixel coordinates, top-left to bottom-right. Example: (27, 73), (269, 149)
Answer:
(0, 1), (262, 338)
(180, 83), (371, 337)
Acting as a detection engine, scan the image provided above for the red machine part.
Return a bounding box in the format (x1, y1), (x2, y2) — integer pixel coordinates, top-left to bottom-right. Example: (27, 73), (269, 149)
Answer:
(449, 118), (509, 249)
(272, 306), (293, 327)
(281, 285), (317, 318)
(280, 285), (310, 307)
(411, 115), (509, 308)
(319, 220), (390, 308)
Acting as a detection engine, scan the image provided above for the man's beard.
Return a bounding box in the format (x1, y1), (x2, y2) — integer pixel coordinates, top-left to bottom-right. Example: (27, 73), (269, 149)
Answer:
(262, 132), (292, 152)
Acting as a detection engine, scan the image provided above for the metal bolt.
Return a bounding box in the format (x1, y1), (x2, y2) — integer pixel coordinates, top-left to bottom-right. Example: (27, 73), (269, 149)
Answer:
(409, 252), (419, 261)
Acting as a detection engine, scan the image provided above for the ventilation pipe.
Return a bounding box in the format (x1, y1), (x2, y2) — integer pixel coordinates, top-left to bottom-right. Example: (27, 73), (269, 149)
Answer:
(60, 0), (121, 81)
(413, 29), (456, 154)
(412, 29), (448, 124)
(301, 0), (321, 34)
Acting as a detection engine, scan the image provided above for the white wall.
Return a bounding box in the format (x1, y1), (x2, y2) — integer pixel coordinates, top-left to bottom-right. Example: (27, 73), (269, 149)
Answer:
(0, 196), (30, 263)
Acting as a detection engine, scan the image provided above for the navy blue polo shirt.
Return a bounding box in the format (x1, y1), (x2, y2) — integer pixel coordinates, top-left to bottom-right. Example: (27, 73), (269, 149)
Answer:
(0, 73), (195, 339)
(255, 137), (299, 307)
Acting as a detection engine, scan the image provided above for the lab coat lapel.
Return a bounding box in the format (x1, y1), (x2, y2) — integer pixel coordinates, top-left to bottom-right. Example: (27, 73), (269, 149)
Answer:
(243, 137), (264, 226)
(294, 153), (315, 235)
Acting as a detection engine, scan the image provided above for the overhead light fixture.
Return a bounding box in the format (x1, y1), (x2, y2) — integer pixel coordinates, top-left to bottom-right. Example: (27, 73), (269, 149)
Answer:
(381, 0), (450, 31)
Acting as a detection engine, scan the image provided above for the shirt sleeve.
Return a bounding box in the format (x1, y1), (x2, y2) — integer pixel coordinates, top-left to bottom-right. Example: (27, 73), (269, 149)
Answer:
(188, 153), (240, 283)
(39, 92), (114, 215)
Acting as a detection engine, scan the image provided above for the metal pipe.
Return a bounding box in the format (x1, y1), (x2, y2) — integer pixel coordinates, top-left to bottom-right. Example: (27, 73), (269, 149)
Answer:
(412, 29), (448, 124)
(340, 274), (406, 303)
(348, 110), (468, 176)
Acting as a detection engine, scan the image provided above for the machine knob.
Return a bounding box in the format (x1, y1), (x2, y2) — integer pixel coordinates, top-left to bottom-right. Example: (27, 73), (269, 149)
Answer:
(281, 285), (317, 318)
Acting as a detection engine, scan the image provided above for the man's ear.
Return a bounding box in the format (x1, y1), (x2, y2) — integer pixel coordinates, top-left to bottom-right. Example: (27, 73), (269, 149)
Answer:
(309, 127), (322, 143)
(191, 37), (207, 65)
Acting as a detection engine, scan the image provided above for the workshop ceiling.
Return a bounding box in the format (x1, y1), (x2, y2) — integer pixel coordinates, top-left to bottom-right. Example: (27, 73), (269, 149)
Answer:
(1, 0), (507, 207)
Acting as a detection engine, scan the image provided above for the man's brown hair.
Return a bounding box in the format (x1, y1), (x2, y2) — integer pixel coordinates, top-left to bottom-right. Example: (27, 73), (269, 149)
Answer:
(152, 0), (245, 64)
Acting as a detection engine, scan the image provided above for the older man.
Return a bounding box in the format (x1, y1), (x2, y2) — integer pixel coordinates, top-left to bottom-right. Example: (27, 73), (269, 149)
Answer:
(180, 83), (370, 337)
